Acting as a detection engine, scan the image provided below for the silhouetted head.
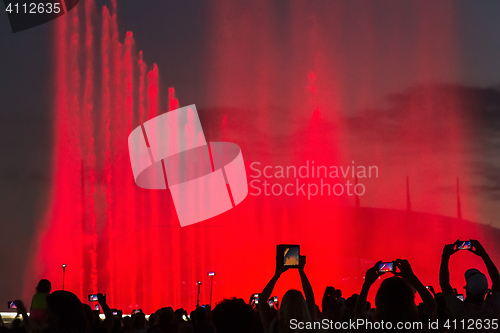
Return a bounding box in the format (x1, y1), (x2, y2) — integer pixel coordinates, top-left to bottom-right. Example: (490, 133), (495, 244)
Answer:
(46, 290), (86, 332)
(279, 289), (311, 332)
(194, 306), (206, 322)
(434, 292), (446, 309)
(345, 294), (358, 309)
(36, 279), (52, 293)
(212, 298), (257, 333)
(465, 268), (488, 304)
(155, 307), (175, 327)
(132, 312), (146, 329)
(82, 303), (96, 327)
(174, 308), (188, 323)
(148, 312), (156, 326)
(375, 276), (418, 323)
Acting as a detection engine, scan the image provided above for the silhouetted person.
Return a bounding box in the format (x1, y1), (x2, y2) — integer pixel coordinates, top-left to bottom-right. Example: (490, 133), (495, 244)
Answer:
(321, 286), (343, 323)
(342, 293), (358, 322)
(9, 301), (29, 333)
(174, 308), (192, 333)
(212, 298), (260, 333)
(259, 255), (316, 333)
(148, 307), (177, 333)
(132, 312), (148, 333)
(191, 307), (215, 333)
(355, 259), (437, 331)
(439, 239), (500, 331)
(45, 290), (86, 333)
(30, 279), (51, 322)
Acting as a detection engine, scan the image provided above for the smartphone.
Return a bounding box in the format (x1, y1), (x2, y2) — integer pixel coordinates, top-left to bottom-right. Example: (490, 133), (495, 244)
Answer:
(268, 299), (274, 307)
(379, 262), (394, 273)
(457, 241), (472, 250)
(111, 309), (119, 316)
(88, 294), (99, 302)
(277, 244), (300, 268)
(132, 309), (142, 314)
(457, 294), (464, 301)
(7, 301), (17, 309)
(273, 296), (278, 303)
(425, 286), (431, 290)
(208, 272), (215, 276)
(253, 293), (259, 304)
(95, 304), (100, 311)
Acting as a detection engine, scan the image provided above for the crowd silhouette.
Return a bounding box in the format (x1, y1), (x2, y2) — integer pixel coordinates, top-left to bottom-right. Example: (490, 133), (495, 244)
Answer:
(2, 240), (499, 332)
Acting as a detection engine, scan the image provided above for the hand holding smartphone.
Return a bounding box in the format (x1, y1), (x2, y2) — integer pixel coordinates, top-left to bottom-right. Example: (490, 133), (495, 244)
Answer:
(378, 262), (395, 273)
(88, 293), (106, 302)
(457, 240), (472, 250)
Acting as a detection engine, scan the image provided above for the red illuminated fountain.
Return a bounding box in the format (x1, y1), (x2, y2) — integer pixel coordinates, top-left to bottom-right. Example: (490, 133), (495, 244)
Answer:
(25, 0), (499, 313)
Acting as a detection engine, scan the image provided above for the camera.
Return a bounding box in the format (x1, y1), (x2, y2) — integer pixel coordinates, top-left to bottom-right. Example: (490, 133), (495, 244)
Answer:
(7, 301), (17, 309)
(277, 244), (300, 268)
(132, 309), (142, 314)
(457, 240), (472, 250)
(378, 262), (394, 273)
(88, 294), (101, 302)
(95, 304), (100, 311)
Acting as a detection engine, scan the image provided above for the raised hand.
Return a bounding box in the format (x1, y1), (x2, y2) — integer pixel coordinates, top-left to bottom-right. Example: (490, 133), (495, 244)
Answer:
(365, 261), (382, 286)
(442, 240), (459, 258)
(393, 259), (416, 281)
(298, 255), (306, 272)
(97, 293), (107, 306)
(275, 262), (289, 276)
(470, 239), (487, 258)
(13, 300), (26, 314)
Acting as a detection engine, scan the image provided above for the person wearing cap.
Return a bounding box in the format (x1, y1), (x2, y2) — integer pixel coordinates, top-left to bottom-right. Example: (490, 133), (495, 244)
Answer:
(439, 239), (500, 329)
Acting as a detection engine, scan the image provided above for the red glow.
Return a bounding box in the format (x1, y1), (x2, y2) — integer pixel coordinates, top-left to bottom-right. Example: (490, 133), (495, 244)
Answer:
(25, 0), (498, 314)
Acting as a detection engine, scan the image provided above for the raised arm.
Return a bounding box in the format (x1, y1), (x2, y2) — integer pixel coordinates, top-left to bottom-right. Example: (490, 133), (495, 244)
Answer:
(395, 259), (437, 319)
(470, 240), (500, 293)
(14, 300), (30, 329)
(97, 293), (113, 333)
(439, 242), (458, 298)
(298, 256), (317, 318)
(355, 261), (381, 320)
(258, 264), (287, 331)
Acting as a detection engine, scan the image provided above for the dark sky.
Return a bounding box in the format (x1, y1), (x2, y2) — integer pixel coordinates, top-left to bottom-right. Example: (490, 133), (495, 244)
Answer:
(0, 0), (500, 303)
